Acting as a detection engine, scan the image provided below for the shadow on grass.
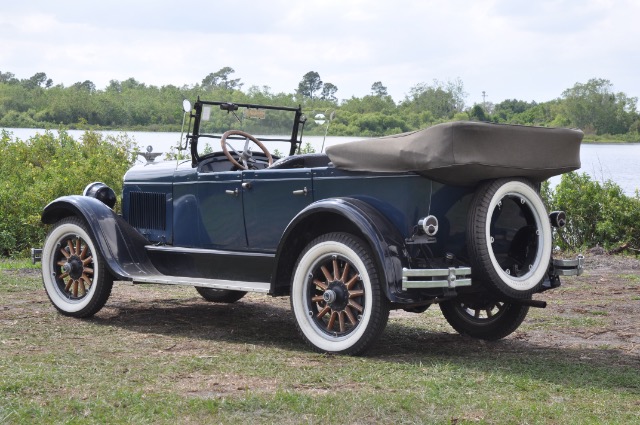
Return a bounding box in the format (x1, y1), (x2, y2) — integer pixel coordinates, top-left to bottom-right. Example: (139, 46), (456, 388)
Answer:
(91, 294), (640, 393)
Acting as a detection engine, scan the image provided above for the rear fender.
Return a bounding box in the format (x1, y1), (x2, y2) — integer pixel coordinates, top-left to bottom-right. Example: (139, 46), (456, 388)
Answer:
(272, 197), (409, 302)
(41, 196), (157, 280)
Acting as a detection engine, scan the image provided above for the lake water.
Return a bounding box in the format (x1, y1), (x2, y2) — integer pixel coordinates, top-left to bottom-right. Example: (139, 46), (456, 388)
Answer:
(4, 127), (639, 195)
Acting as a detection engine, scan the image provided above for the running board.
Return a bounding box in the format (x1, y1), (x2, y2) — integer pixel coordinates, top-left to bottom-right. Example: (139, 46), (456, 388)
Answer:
(132, 275), (270, 293)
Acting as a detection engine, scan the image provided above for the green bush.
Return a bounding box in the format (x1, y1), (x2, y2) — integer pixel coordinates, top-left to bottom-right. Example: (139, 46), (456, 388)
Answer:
(0, 129), (138, 256)
(543, 172), (640, 252)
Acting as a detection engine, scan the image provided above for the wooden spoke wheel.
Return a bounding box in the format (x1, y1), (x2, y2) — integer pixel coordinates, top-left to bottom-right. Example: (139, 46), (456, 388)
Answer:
(291, 232), (389, 355)
(311, 254), (364, 336)
(42, 217), (113, 318)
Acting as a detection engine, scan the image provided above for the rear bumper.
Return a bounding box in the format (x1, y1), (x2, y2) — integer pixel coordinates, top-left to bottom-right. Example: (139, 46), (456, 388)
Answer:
(31, 248), (42, 264)
(402, 267), (472, 290)
(551, 255), (585, 276)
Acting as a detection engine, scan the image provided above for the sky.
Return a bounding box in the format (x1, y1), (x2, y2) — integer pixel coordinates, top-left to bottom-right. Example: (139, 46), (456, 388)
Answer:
(1, 0), (639, 107)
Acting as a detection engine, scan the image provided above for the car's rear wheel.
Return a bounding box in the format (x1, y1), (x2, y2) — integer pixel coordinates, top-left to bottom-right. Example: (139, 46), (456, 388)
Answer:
(42, 217), (113, 318)
(439, 298), (529, 340)
(290, 232), (389, 355)
(467, 178), (552, 299)
(195, 287), (247, 303)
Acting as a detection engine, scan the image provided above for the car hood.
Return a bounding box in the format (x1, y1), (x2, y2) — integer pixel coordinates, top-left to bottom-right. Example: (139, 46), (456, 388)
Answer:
(124, 160), (192, 183)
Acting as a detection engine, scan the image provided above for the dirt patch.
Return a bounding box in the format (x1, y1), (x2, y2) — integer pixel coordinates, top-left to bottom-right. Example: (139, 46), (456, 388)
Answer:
(523, 253), (640, 359)
(173, 372), (281, 399)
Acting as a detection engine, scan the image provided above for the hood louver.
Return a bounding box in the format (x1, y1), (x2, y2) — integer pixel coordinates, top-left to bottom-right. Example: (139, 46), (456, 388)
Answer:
(129, 191), (166, 231)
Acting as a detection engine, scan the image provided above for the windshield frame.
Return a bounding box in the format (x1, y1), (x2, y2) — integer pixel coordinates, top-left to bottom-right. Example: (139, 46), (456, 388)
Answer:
(187, 99), (305, 166)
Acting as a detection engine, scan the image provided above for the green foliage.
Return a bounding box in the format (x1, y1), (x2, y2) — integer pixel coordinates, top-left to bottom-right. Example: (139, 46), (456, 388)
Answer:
(340, 94), (396, 114)
(296, 71), (323, 100)
(0, 129), (137, 256)
(401, 78), (467, 119)
(370, 81), (388, 97)
(492, 99), (538, 122)
(1, 70), (640, 140)
(561, 78), (638, 135)
(201, 67), (243, 91)
(298, 142), (316, 154)
(469, 105), (487, 121)
(320, 82), (338, 102)
(544, 172), (640, 251)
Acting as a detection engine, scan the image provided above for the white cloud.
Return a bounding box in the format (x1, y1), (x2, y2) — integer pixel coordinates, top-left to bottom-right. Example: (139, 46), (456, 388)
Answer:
(1, 0), (638, 106)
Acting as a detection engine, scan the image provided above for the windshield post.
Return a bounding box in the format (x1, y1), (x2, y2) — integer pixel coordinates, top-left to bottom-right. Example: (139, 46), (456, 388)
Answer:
(290, 107), (304, 156)
(190, 100), (203, 166)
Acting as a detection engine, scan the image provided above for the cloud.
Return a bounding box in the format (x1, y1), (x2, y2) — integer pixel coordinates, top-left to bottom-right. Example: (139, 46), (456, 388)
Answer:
(0, 0), (638, 105)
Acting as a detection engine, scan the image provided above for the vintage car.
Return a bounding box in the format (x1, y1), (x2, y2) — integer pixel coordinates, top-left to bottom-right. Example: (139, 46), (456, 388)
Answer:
(35, 99), (584, 355)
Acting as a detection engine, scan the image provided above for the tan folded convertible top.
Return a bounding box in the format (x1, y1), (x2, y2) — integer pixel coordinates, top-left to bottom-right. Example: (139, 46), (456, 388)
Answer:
(325, 121), (583, 186)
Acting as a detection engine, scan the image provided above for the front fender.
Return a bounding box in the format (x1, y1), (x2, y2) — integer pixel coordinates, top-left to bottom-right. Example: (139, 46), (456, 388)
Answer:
(272, 197), (410, 302)
(42, 196), (157, 280)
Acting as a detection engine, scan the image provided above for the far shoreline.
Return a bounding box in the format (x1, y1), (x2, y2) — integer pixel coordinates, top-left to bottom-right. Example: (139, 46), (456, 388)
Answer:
(3, 125), (640, 144)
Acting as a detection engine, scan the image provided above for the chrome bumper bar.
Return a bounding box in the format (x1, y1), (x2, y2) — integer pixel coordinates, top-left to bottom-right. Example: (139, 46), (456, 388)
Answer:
(31, 248), (42, 264)
(552, 255), (584, 276)
(402, 267), (472, 290)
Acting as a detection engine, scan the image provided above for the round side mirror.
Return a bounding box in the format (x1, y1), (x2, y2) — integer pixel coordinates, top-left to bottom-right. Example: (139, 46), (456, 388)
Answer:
(182, 99), (192, 113)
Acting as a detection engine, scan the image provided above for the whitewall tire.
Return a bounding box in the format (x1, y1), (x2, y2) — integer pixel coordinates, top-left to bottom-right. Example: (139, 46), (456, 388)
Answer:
(290, 232), (389, 355)
(42, 217), (113, 317)
(467, 178), (552, 299)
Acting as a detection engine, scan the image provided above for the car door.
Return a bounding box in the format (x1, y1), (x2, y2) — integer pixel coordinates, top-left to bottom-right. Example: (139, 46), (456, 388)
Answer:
(242, 168), (313, 252)
(196, 169), (247, 250)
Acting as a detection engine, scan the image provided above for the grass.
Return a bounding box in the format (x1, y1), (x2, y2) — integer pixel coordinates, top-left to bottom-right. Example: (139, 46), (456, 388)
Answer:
(0, 258), (38, 270)
(1, 262), (639, 424)
(618, 274), (640, 284)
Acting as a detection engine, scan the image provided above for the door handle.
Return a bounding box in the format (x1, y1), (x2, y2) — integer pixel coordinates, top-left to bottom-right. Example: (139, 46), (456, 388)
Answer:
(292, 187), (309, 196)
(242, 182), (252, 190)
(225, 188), (239, 196)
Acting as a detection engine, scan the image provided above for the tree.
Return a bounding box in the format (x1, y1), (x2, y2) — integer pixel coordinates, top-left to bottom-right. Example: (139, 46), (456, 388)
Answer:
(561, 78), (638, 135)
(21, 72), (49, 89)
(201, 67), (243, 91)
(297, 71), (323, 100)
(121, 78), (145, 91)
(72, 80), (96, 93)
(402, 78), (467, 119)
(469, 104), (486, 121)
(371, 81), (388, 97)
(0, 71), (17, 84)
(106, 80), (122, 93)
(492, 99), (537, 122)
(320, 82), (338, 102)
(341, 94), (396, 114)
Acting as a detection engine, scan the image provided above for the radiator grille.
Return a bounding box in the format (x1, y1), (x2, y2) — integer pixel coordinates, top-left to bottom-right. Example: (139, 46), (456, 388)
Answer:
(129, 191), (166, 230)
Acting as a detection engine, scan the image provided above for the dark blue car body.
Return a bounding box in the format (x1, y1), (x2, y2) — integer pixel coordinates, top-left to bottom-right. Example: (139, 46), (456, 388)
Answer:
(38, 99), (583, 355)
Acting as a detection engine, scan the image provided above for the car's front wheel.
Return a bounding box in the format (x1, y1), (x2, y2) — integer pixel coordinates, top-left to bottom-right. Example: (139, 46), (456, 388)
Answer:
(41, 217), (113, 318)
(290, 232), (389, 355)
(439, 298), (529, 340)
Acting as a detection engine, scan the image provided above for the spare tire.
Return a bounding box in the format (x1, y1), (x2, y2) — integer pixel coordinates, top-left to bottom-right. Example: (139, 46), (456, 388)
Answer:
(467, 178), (551, 299)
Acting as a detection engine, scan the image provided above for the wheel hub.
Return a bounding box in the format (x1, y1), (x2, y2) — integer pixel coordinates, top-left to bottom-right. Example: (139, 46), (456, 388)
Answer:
(324, 281), (349, 311)
(62, 256), (84, 280)
(322, 289), (336, 304)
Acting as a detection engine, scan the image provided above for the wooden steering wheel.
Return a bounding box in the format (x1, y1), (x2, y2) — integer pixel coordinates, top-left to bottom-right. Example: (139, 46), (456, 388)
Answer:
(220, 130), (273, 170)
